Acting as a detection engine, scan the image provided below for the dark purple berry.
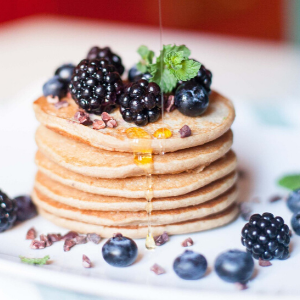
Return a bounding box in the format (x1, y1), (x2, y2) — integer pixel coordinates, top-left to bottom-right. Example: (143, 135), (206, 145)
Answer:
(55, 64), (75, 82)
(0, 190), (17, 233)
(43, 75), (68, 99)
(14, 195), (37, 222)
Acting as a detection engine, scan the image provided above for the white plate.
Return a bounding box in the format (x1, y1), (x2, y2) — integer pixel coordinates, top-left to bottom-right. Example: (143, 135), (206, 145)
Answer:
(0, 85), (299, 300)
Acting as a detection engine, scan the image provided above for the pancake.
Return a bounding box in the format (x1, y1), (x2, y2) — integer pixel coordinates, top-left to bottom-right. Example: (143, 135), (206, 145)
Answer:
(38, 204), (239, 238)
(36, 125), (233, 178)
(36, 150), (237, 198)
(33, 90), (235, 153)
(32, 186), (237, 226)
(34, 171), (237, 211)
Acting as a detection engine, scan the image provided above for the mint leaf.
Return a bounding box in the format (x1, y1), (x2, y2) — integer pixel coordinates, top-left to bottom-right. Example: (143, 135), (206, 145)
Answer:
(136, 45), (154, 73)
(172, 59), (201, 81)
(19, 255), (50, 265)
(278, 175), (300, 190)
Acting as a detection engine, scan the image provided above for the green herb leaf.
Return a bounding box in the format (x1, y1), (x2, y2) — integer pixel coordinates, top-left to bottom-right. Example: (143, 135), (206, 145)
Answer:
(149, 44), (200, 93)
(136, 45), (155, 73)
(19, 255), (50, 265)
(278, 175), (300, 190)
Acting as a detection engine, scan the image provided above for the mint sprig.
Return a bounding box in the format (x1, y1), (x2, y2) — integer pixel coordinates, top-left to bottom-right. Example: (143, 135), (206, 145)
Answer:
(149, 44), (201, 93)
(19, 255), (50, 265)
(136, 45), (155, 73)
(278, 174), (300, 190)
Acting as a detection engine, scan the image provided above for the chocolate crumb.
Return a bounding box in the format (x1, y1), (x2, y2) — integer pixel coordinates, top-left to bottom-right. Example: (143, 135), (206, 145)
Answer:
(87, 233), (101, 244)
(150, 263), (165, 275)
(30, 240), (46, 249)
(40, 234), (53, 247)
(113, 233), (123, 238)
(46, 95), (59, 104)
(181, 237), (194, 247)
(179, 125), (192, 138)
(64, 239), (76, 252)
(106, 119), (118, 128)
(259, 258), (272, 267)
(74, 111), (91, 125)
(154, 231), (169, 246)
(26, 227), (37, 240)
(62, 231), (79, 240)
(93, 119), (106, 130)
(75, 235), (87, 245)
(238, 169), (247, 179)
(54, 100), (69, 110)
(82, 254), (92, 268)
(235, 282), (248, 290)
(47, 233), (62, 242)
(269, 195), (283, 203)
(165, 95), (176, 112)
(239, 203), (252, 221)
(101, 112), (113, 122)
(289, 230), (293, 237)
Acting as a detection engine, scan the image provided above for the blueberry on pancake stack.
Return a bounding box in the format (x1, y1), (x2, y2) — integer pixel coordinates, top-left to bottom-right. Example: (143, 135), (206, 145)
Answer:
(32, 45), (239, 238)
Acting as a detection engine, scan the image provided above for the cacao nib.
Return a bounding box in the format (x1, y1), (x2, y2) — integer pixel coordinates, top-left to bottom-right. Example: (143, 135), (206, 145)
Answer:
(106, 119), (117, 128)
(54, 100), (69, 110)
(150, 263), (165, 275)
(40, 234), (53, 247)
(259, 258), (272, 267)
(64, 239), (76, 252)
(30, 240), (46, 249)
(179, 125), (191, 138)
(62, 231), (79, 240)
(74, 111), (91, 125)
(101, 112), (113, 122)
(26, 227), (37, 240)
(181, 237), (194, 247)
(87, 233), (101, 244)
(82, 254), (92, 268)
(154, 231), (169, 246)
(238, 169), (247, 179)
(165, 95), (176, 112)
(113, 233), (123, 238)
(47, 233), (62, 242)
(93, 119), (106, 130)
(75, 235), (87, 244)
(269, 195), (283, 203)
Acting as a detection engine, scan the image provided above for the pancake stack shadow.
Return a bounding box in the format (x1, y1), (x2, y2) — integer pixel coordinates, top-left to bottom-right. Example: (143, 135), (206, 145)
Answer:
(32, 91), (239, 238)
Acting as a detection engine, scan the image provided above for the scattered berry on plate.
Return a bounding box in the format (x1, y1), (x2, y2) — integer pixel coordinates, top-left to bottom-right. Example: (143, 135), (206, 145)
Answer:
(119, 80), (161, 126)
(102, 233), (138, 267)
(215, 250), (254, 283)
(14, 195), (37, 222)
(241, 213), (290, 260)
(55, 63), (75, 82)
(0, 190), (17, 233)
(87, 46), (124, 75)
(174, 81), (209, 117)
(43, 75), (69, 99)
(291, 212), (300, 235)
(287, 188), (300, 213)
(69, 59), (124, 114)
(173, 250), (207, 280)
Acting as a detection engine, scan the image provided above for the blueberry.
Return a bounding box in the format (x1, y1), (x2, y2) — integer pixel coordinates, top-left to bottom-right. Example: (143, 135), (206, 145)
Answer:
(55, 64), (75, 82)
(214, 250), (254, 283)
(173, 250), (207, 280)
(14, 195), (37, 222)
(291, 212), (300, 235)
(128, 65), (142, 82)
(43, 75), (68, 98)
(287, 189), (300, 213)
(175, 82), (209, 117)
(102, 233), (138, 267)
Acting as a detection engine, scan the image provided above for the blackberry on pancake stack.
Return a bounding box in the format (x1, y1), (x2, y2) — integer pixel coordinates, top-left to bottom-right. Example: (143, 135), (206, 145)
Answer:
(32, 45), (239, 238)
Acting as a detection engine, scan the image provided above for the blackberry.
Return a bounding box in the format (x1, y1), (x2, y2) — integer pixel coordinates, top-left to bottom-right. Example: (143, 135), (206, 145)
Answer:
(192, 63), (212, 93)
(0, 190), (17, 233)
(69, 59), (124, 114)
(241, 213), (290, 260)
(87, 46), (124, 75)
(119, 80), (162, 126)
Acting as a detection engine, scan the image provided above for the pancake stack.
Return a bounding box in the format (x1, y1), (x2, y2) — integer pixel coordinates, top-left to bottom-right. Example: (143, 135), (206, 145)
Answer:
(32, 90), (239, 238)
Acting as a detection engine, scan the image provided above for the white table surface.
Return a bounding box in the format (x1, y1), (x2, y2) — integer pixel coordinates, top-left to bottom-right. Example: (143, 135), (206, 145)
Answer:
(0, 15), (300, 300)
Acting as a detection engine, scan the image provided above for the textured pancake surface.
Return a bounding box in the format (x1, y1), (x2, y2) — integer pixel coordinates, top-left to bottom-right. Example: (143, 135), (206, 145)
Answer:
(38, 204), (239, 238)
(36, 125), (233, 178)
(33, 90), (235, 153)
(35, 150), (237, 198)
(34, 171), (237, 211)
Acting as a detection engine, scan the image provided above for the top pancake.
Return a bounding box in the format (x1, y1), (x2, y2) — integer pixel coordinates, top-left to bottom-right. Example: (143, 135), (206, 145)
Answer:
(36, 125), (233, 178)
(33, 90), (235, 153)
